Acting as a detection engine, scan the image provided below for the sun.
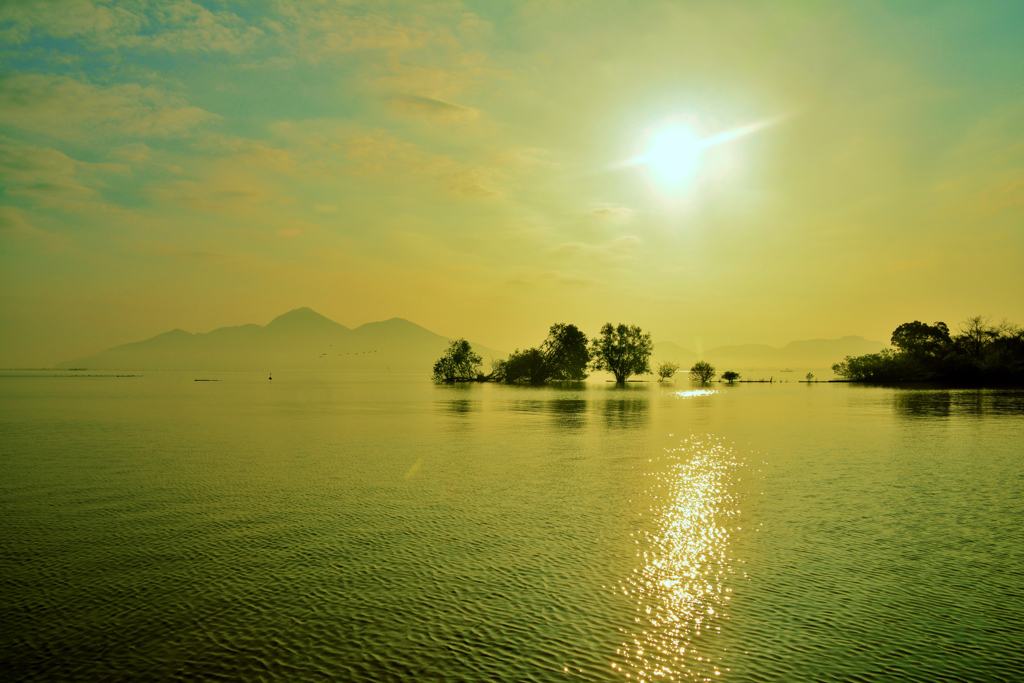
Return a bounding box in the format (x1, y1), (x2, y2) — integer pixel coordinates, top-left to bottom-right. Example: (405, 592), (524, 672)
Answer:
(644, 126), (701, 188)
(618, 116), (784, 194)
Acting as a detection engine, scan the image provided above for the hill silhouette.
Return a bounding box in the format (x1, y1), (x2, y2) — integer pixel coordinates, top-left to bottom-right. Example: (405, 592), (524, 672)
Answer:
(56, 308), (507, 372)
(654, 335), (885, 370)
(57, 308), (886, 374)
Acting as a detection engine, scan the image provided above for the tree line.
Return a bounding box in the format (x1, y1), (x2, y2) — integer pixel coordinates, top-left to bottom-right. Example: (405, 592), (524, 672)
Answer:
(433, 322), (654, 384)
(432, 322), (735, 385)
(832, 316), (1024, 385)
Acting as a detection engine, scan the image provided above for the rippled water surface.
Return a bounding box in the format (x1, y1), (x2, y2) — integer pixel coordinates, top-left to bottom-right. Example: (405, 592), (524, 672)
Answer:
(2, 373), (1023, 681)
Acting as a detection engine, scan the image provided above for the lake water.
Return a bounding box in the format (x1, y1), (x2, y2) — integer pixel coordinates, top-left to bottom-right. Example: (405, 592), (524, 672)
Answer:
(2, 372), (1023, 682)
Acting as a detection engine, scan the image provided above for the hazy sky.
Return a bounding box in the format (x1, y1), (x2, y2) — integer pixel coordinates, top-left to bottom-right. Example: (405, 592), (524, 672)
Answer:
(2, 0), (1023, 366)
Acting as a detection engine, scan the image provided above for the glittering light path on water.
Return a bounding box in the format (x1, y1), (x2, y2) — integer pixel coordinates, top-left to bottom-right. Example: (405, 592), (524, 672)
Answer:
(613, 435), (745, 682)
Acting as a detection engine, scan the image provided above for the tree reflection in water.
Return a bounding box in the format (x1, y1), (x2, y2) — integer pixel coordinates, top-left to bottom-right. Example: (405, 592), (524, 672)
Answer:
(893, 389), (1024, 419)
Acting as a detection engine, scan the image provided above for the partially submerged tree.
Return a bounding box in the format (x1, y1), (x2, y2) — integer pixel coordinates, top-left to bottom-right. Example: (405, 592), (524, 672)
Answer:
(690, 360), (716, 383)
(495, 322), (591, 384)
(498, 347), (549, 384)
(721, 370), (740, 384)
(432, 339), (483, 382)
(590, 323), (653, 383)
(543, 323), (590, 380)
(657, 361), (680, 382)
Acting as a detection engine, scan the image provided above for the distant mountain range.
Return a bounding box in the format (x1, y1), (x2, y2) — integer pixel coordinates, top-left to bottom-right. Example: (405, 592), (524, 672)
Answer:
(57, 307), (886, 373)
(654, 336), (887, 370)
(56, 308), (506, 372)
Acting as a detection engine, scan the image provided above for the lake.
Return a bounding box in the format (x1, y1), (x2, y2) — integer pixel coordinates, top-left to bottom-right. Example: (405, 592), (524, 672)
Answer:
(2, 372), (1023, 681)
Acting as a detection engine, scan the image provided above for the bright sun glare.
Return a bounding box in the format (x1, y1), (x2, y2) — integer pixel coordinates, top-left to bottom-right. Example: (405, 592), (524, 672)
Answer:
(622, 116), (784, 193)
(644, 126), (701, 188)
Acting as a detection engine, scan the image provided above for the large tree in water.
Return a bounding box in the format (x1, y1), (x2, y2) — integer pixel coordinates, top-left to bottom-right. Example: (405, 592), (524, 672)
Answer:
(590, 323), (653, 383)
(497, 322), (590, 384)
(432, 339), (482, 382)
(542, 323), (590, 380)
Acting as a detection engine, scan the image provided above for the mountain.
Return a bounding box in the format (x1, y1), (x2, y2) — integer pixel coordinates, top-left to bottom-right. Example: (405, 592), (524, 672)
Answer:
(654, 335), (886, 370)
(652, 341), (697, 365)
(57, 309), (885, 374)
(56, 308), (506, 372)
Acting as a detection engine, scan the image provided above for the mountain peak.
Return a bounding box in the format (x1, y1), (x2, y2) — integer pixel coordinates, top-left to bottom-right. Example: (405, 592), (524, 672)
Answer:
(265, 308), (346, 331)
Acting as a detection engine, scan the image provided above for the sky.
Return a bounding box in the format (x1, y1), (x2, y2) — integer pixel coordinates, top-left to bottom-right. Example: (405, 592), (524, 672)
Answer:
(1, 0), (1023, 367)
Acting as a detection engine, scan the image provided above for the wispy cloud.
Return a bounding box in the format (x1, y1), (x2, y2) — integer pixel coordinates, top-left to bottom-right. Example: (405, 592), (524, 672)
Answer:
(591, 206), (635, 224)
(0, 74), (216, 141)
(388, 95), (480, 124)
(0, 205), (67, 250)
(0, 143), (131, 214)
(0, 0), (261, 53)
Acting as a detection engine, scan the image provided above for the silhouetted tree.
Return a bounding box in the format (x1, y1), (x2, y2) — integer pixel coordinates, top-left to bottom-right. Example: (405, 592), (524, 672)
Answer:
(833, 315), (1024, 385)
(806, 372), (814, 382)
(721, 370), (740, 384)
(956, 316), (1001, 361)
(891, 321), (951, 358)
(591, 323), (653, 383)
(690, 360), (716, 383)
(494, 322), (590, 384)
(657, 361), (680, 382)
(499, 347), (549, 384)
(543, 323), (590, 380)
(432, 339), (482, 382)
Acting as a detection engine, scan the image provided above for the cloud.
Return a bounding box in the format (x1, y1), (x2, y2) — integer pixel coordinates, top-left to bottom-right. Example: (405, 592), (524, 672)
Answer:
(108, 143), (153, 164)
(268, 0), (432, 62)
(501, 269), (597, 290)
(445, 168), (499, 198)
(131, 1), (263, 53)
(0, 143), (130, 213)
(0, 205), (67, 250)
(389, 95), (480, 123)
(0, 73), (216, 141)
(494, 147), (560, 169)
(271, 122), (504, 199)
(0, 0), (261, 53)
(0, 0), (145, 45)
(553, 235), (643, 263)
(591, 205), (635, 224)
(190, 134), (298, 173)
(149, 176), (276, 218)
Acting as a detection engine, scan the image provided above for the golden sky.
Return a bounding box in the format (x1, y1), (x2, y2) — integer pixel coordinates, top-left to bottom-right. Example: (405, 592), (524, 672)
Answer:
(2, 1), (1022, 366)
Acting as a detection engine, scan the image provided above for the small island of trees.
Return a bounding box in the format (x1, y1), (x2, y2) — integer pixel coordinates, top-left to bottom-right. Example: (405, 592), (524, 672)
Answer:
(433, 322), (661, 385)
(832, 316), (1024, 385)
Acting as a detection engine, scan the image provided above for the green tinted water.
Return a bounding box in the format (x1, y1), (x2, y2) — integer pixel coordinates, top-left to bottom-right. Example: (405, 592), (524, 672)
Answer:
(2, 373), (1022, 681)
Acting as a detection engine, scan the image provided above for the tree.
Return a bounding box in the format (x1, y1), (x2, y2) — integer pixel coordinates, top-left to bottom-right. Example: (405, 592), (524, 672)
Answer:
(833, 315), (1024, 384)
(499, 347), (549, 384)
(690, 360), (716, 383)
(806, 372), (815, 382)
(542, 323), (590, 380)
(657, 361), (680, 382)
(956, 315), (1000, 361)
(432, 339), (482, 382)
(721, 370), (740, 384)
(590, 323), (653, 383)
(495, 322), (590, 384)
(891, 321), (951, 358)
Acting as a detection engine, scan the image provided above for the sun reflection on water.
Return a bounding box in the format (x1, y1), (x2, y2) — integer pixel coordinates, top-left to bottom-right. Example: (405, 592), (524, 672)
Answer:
(614, 435), (744, 681)
(675, 390), (717, 399)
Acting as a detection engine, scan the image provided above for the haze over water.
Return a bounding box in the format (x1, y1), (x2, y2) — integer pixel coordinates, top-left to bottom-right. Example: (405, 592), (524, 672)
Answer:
(3, 372), (1022, 681)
